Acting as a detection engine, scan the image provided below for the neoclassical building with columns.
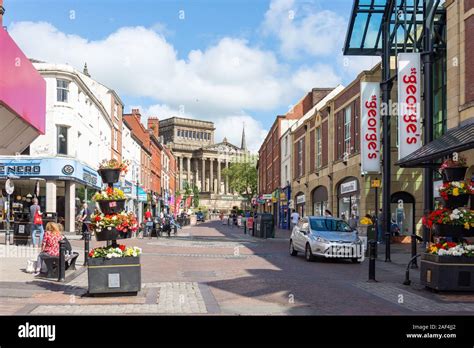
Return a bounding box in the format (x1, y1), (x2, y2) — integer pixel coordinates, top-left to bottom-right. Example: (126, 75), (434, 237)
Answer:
(159, 117), (250, 211)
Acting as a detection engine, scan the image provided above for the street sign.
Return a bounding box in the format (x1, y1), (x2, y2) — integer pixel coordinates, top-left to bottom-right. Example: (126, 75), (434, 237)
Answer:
(5, 179), (14, 195)
(371, 179), (381, 188)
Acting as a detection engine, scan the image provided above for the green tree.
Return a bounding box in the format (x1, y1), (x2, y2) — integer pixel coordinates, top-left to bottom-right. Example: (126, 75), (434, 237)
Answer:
(222, 162), (257, 204)
(181, 181), (200, 209)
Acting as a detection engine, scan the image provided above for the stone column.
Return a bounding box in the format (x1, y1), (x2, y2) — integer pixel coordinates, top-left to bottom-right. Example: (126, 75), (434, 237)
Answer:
(179, 156), (183, 190)
(195, 158), (199, 189)
(209, 158), (214, 194)
(201, 158), (206, 191)
(64, 181), (76, 233)
(187, 157), (191, 186)
(217, 159), (221, 194)
(45, 181), (57, 212)
(225, 160), (229, 194)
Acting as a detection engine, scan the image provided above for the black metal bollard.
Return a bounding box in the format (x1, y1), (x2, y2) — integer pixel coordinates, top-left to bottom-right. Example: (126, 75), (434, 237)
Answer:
(58, 239), (66, 282)
(385, 232), (391, 262)
(84, 230), (90, 266)
(410, 232), (418, 269)
(368, 240), (377, 282)
(174, 224), (177, 235)
(244, 221), (247, 234)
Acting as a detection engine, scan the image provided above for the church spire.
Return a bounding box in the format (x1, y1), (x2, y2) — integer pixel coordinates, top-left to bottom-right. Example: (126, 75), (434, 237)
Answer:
(83, 62), (90, 77)
(240, 123), (247, 151)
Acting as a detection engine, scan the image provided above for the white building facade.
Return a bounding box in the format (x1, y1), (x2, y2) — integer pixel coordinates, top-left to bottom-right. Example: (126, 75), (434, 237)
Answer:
(121, 122), (141, 217)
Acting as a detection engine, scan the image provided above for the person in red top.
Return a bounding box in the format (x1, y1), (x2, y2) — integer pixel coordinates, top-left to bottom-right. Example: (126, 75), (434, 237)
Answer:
(143, 208), (153, 238)
(34, 222), (64, 275)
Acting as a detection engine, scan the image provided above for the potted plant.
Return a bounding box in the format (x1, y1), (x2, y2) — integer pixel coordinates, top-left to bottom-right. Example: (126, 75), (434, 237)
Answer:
(439, 155), (467, 182)
(424, 240), (474, 262)
(438, 180), (473, 208)
(93, 187), (127, 214)
(88, 244), (142, 294)
(90, 212), (138, 241)
(98, 159), (129, 184)
(423, 208), (474, 238)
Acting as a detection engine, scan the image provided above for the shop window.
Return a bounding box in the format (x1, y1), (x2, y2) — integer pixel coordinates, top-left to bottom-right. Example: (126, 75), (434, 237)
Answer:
(56, 79), (69, 103)
(57, 126), (68, 155)
(337, 177), (359, 220)
(390, 192), (415, 236)
(312, 186), (328, 216)
(433, 54), (447, 139)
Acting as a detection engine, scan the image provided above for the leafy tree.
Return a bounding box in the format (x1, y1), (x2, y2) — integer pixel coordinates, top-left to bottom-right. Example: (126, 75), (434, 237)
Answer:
(181, 181), (200, 209)
(222, 162), (257, 203)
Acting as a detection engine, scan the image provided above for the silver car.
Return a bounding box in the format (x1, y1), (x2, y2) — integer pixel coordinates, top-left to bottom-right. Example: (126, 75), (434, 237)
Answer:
(289, 216), (364, 263)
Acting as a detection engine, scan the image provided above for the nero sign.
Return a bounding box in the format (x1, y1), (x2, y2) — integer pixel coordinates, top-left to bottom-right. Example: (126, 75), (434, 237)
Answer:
(360, 82), (381, 173)
(397, 53), (422, 160)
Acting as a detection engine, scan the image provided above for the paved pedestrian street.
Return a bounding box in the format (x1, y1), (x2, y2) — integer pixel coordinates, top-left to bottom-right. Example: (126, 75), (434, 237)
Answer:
(1, 221), (473, 315)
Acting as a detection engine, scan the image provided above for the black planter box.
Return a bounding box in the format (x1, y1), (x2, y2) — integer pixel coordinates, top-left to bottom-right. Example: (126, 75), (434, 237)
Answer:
(442, 194), (470, 209)
(87, 256), (141, 295)
(441, 167), (468, 182)
(98, 168), (121, 184)
(420, 253), (474, 291)
(432, 224), (474, 238)
(97, 200), (126, 214)
(94, 227), (132, 241)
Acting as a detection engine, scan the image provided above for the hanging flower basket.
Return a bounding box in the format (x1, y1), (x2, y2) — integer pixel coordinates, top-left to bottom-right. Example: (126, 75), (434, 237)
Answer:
(442, 167), (468, 182)
(432, 224), (473, 238)
(442, 194), (470, 209)
(98, 168), (121, 184)
(94, 227), (132, 241)
(97, 200), (126, 214)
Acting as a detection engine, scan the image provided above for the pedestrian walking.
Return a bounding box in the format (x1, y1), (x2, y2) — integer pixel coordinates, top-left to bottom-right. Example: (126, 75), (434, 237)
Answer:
(79, 202), (91, 240)
(290, 209), (299, 230)
(144, 208), (153, 238)
(30, 198), (44, 248)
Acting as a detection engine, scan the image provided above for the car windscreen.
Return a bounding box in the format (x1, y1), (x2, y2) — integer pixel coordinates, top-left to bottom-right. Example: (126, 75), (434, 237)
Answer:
(310, 218), (353, 232)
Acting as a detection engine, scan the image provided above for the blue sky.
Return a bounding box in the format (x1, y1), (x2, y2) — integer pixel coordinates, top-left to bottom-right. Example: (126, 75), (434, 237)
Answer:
(5, 0), (379, 151)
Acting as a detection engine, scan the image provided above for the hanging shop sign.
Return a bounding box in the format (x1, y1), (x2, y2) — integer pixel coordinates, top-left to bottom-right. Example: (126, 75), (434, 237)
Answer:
(397, 52), (422, 160)
(360, 81), (381, 173)
(340, 180), (358, 195)
(261, 194), (273, 200)
(296, 194), (305, 205)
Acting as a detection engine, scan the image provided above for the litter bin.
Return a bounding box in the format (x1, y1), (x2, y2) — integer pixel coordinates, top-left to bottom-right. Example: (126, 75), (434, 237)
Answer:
(13, 212), (31, 246)
(254, 213), (274, 238)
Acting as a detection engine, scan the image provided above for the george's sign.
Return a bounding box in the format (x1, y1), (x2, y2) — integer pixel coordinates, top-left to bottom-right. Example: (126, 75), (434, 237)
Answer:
(360, 82), (381, 173)
(397, 53), (422, 160)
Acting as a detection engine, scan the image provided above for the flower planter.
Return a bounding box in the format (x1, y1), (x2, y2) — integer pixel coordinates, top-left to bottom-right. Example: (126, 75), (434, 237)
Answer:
(420, 253), (474, 291)
(442, 194), (470, 209)
(98, 168), (121, 184)
(97, 199), (126, 214)
(432, 224), (473, 238)
(94, 227), (132, 241)
(87, 256), (141, 295)
(442, 166), (468, 182)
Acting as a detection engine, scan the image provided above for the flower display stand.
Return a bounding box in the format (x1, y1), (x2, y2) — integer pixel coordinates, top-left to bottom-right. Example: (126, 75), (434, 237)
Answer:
(87, 166), (141, 296)
(87, 256), (141, 295)
(421, 161), (474, 291)
(420, 253), (474, 291)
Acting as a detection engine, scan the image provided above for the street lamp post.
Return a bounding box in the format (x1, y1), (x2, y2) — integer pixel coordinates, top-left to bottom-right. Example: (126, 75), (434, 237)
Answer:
(4, 175), (19, 245)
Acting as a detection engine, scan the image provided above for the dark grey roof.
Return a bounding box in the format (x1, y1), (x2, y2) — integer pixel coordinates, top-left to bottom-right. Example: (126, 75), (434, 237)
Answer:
(396, 122), (474, 167)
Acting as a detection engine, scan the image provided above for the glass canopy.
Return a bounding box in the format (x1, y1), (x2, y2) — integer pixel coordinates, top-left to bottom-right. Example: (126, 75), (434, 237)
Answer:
(344, 0), (445, 56)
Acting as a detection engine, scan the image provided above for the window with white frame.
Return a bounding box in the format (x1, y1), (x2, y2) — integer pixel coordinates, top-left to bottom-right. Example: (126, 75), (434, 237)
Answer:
(113, 129), (118, 150)
(297, 138), (303, 177)
(57, 79), (69, 102)
(316, 127), (322, 169)
(285, 136), (288, 156)
(344, 106), (351, 155)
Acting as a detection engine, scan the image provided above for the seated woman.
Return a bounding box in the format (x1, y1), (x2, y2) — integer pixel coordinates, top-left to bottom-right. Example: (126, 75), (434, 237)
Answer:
(33, 222), (64, 276)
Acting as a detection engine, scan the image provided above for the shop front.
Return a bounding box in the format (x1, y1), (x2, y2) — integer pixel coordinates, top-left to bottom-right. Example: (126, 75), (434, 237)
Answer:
(295, 192), (305, 217)
(279, 186), (291, 229)
(312, 186), (328, 216)
(0, 156), (101, 232)
(390, 192), (415, 236)
(337, 177), (360, 220)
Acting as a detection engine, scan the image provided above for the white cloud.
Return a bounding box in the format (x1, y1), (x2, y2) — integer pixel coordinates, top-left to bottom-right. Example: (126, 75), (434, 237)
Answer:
(291, 64), (342, 91)
(262, 0), (347, 59)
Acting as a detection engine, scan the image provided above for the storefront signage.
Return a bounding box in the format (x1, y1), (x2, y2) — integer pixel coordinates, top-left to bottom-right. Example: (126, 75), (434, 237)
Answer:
(340, 180), (358, 194)
(296, 194), (305, 204)
(0, 157), (102, 189)
(137, 187), (147, 202)
(261, 194), (273, 200)
(360, 81), (381, 173)
(397, 53), (422, 160)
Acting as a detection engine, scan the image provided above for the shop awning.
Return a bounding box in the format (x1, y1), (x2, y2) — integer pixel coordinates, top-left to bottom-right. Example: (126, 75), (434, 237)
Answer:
(396, 122), (474, 168)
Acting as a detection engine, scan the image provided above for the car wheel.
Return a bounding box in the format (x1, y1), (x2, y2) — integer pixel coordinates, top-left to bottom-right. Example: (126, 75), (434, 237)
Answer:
(289, 240), (298, 256)
(305, 243), (315, 262)
(351, 258), (361, 264)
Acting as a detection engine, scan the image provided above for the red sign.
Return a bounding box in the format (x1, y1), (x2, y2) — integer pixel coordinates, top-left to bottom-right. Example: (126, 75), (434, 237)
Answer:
(360, 82), (381, 173)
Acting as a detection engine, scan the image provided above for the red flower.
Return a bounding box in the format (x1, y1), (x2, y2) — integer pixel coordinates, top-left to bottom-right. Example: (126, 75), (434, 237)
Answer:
(119, 245), (126, 251)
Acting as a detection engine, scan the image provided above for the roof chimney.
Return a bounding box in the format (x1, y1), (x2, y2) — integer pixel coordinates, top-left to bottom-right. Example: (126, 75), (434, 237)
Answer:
(0, 0), (6, 27)
(148, 117), (159, 138)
